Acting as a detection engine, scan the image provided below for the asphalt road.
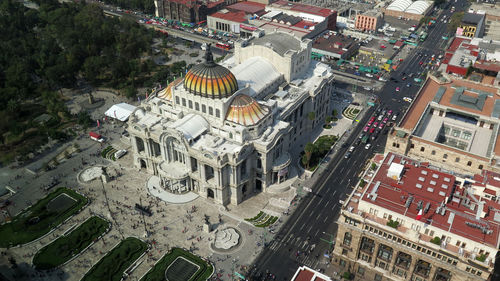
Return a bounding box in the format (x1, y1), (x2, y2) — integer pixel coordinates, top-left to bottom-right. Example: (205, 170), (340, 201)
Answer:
(249, 2), (468, 280)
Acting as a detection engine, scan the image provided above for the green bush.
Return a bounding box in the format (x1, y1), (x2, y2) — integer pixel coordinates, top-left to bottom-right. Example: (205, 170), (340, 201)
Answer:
(430, 236), (441, 245)
(82, 237), (148, 281)
(476, 254), (487, 262)
(343, 271), (352, 280)
(0, 188), (88, 247)
(387, 219), (399, 229)
(33, 216), (110, 269)
(245, 211), (264, 222)
(359, 179), (366, 187)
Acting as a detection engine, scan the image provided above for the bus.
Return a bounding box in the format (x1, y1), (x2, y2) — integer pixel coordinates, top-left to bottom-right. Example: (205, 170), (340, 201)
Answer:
(419, 31), (428, 42)
(216, 42), (231, 50)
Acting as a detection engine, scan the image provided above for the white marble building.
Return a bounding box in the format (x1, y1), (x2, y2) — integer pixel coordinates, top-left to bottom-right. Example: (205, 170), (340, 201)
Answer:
(127, 32), (335, 206)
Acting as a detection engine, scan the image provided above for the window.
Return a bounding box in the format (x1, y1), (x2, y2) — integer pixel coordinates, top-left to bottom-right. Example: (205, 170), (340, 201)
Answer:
(188, 100), (193, 109)
(195, 102), (200, 111)
(455, 157), (460, 162)
(339, 259), (346, 267)
(374, 274), (382, 281)
(357, 267), (365, 276)
(410, 143), (415, 149)
(343, 232), (352, 246)
(420, 147), (425, 152)
(431, 150), (436, 155)
(479, 164), (483, 170)
(342, 249), (348, 255)
(209, 107), (213, 115)
(443, 154), (448, 159)
(216, 109), (220, 118)
(182, 98), (186, 106)
(467, 161), (472, 166)
(175, 96), (180, 104)
(202, 104), (206, 113)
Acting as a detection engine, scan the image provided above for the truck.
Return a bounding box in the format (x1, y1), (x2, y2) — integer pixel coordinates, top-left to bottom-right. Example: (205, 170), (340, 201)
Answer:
(89, 132), (105, 143)
(361, 135), (369, 144)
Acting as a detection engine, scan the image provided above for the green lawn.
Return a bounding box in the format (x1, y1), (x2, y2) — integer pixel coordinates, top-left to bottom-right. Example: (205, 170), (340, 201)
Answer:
(140, 248), (213, 281)
(0, 187), (88, 247)
(33, 216), (110, 269)
(82, 237), (148, 281)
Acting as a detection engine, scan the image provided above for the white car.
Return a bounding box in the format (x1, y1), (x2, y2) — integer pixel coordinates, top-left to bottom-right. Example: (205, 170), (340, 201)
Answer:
(365, 73), (373, 78)
(403, 97), (413, 103)
(365, 144), (372, 150)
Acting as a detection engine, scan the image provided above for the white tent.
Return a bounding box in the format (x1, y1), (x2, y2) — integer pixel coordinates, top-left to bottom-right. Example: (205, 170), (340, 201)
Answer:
(105, 103), (137, 122)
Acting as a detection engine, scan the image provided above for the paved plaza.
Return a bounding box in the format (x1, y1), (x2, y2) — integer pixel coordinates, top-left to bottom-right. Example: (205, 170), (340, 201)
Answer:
(0, 82), (369, 280)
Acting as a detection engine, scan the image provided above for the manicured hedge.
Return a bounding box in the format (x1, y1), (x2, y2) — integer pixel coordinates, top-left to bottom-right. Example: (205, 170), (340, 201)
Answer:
(33, 216), (110, 269)
(0, 187), (88, 247)
(81, 237), (148, 281)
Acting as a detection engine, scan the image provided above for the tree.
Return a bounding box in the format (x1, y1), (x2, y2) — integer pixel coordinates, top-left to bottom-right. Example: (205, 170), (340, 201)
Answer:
(325, 116), (332, 124)
(303, 142), (316, 169)
(466, 64), (473, 77)
(308, 112), (316, 121)
(448, 12), (464, 33)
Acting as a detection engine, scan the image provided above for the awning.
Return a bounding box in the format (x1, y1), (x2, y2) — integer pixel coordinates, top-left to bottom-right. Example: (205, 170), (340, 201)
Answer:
(105, 103), (137, 122)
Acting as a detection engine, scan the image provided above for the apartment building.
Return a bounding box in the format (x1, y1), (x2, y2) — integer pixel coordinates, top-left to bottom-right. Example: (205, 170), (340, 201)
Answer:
(332, 152), (499, 281)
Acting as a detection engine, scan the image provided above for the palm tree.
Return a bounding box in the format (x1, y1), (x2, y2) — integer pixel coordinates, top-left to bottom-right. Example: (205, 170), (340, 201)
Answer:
(303, 142), (316, 169)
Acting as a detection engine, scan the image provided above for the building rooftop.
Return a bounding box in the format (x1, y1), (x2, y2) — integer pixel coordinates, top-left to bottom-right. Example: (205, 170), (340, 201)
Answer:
(312, 33), (357, 55)
(290, 266), (332, 281)
(252, 32), (302, 56)
(227, 1), (266, 14)
(400, 77), (500, 157)
(354, 153), (500, 250)
(462, 13), (484, 25)
(269, 0), (335, 18)
(210, 10), (248, 23)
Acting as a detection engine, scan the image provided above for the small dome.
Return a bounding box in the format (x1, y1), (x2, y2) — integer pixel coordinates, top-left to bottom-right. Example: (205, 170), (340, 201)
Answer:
(184, 45), (238, 99)
(226, 95), (268, 126)
(158, 78), (183, 100)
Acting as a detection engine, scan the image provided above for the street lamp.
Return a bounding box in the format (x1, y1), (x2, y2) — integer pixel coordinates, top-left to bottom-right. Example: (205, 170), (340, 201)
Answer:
(320, 231), (335, 252)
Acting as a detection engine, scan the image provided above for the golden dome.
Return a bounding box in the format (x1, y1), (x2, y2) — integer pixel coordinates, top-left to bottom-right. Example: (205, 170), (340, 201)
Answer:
(226, 94), (268, 126)
(184, 46), (238, 99)
(158, 78), (183, 100)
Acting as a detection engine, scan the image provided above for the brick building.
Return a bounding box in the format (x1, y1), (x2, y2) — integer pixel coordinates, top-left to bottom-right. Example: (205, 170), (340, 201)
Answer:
(355, 11), (382, 32)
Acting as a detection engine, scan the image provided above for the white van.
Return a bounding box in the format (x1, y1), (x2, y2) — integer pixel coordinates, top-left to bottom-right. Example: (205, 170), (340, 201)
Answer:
(114, 149), (128, 159)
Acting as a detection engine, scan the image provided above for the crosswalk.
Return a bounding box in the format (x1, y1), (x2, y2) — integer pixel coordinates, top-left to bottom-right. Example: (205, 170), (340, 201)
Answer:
(266, 235), (322, 269)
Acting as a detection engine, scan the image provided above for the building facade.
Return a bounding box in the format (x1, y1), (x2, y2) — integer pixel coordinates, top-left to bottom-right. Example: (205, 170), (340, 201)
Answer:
(386, 74), (500, 175)
(127, 32), (334, 206)
(333, 153), (498, 281)
(355, 12), (382, 32)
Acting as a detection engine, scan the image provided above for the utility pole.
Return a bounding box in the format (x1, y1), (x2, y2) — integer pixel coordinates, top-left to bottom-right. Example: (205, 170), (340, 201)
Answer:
(140, 197), (149, 238)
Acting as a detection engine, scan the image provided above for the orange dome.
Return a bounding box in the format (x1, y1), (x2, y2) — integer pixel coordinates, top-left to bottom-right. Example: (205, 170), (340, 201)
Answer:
(226, 95), (268, 126)
(184, 46), (238, 99)
(158, 78), (182, 100)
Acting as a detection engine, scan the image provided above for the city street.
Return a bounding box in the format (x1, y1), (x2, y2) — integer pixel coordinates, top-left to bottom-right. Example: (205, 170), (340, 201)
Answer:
(249, 1), (467, 280)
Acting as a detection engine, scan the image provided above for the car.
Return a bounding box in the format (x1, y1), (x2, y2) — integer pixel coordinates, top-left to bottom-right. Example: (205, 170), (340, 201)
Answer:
(349, 146), (356, 152)
(419, 61), (423, 65)
(364, 86), (372, 91)
(414, 78), (422, 82)
(365, 73), (373, 78)
(403, 97), (413, 103)
(396, 87), (400, 92)
(379, 77), (387, 82)
(344, 151), (352, 159)
(369, 116), (376, 122)
(377, 114), (384, 121)
(378, 123), (385, 129)
(365, 143), (372, 149)
(355, 71), (361, 76)
(358, 133), (365, 139)
(409, 73), (414, 78)
(373, 122), (378, 128)
(354, 139), (361, 146)
(392, 114), (399, 121)
(363, 126), (369, 132)
(402, 76), (407, 81)
(371, 133), (379, 141)
(383, 117), (389, 124)
(369, 128), (376, 134)
(406, 83), (411, 87)
(388, 110), (393, 116)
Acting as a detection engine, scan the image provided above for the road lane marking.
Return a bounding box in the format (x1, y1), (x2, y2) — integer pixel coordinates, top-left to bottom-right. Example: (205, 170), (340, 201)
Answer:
(323, 216), (329, 223)
(325, 200), (329, 207)
(300, 224), (305, 231)
(307, 225), (313, 233)
(314, 229), (319, 237)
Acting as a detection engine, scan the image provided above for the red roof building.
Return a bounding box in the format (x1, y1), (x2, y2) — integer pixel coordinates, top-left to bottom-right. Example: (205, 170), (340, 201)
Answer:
(290, 266), (332, 281)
